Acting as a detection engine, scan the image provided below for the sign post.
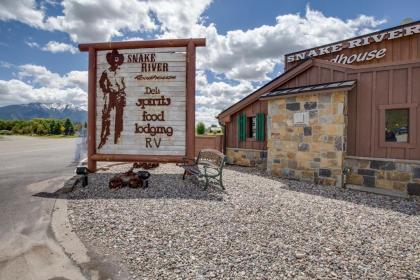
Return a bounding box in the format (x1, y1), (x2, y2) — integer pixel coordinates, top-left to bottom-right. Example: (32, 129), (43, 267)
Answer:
(79, 39), (206, 172)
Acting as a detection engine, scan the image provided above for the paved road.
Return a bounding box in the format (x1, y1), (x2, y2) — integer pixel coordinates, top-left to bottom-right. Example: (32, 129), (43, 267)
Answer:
(0, 136), (87, 279)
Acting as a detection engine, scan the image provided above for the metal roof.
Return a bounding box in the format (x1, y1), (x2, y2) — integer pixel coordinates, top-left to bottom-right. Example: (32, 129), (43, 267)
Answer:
(261, 80), (356, 99)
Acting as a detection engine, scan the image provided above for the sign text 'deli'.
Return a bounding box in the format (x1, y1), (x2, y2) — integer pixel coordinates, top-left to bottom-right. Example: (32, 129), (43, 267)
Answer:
(95, 47), (186, 156)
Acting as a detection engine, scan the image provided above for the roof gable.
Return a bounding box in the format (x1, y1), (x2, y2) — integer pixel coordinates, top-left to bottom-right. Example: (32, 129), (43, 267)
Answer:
(217, 59), (352, 120)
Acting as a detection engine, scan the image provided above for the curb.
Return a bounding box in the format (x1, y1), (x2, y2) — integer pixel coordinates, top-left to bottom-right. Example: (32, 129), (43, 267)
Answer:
(52, 193), (100, 279)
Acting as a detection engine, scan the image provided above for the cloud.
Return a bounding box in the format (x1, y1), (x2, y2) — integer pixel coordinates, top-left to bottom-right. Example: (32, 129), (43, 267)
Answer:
(0, 64), (87, 107)
(25, 41), (40, 48)
(0, 1), (387, 124)
(41, 41), (78, 54)
(159, 5), (385, 81)
(0, 0), (45, 28)
(195, 71), (255, 125)
(26, 40), (78, 54)
(44, 0), (158, 43)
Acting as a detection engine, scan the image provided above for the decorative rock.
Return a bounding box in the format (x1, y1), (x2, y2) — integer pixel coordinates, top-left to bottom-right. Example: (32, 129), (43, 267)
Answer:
(370, 160), (396, 170)
(412, 168), (420, 179)
(357, 169), (375, 176)
(304, 102), (317, 110)
(65, 163), (420, 279)
(304, 127), (312, 136)
(298, 143), (309, 152)
(286, 103), (300, 111)
(319, 116), (332, 124)
(334, 136), (343, 151)
(407, 183), (420, 195)
(362, 176), (375, 187)
(309, 110), (318, 119)
(319, 94), (331, 103)
(319, 169), (331, 177)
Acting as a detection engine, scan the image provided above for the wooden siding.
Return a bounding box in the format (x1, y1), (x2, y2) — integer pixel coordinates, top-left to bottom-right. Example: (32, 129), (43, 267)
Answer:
(225, 99), (268, 150)
(95, 47), (187, 156)
(275, 61), (420, 160)
(195, 135), (223, 155)
(285, 23), (420, 70)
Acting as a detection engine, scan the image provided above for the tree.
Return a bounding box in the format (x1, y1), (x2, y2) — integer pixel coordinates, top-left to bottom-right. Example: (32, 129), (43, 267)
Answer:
(64, 118), (74, 135)
(49, 120), (56, 135)
(196, 121), (205, 135)
(52, 121), (61, 135)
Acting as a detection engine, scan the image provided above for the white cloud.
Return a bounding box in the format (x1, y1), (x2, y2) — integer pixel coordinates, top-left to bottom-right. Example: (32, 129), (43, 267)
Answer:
(195, 71), (255, 125)
(159, 5), (385, 81)
(18, 64), (87, 89)
(45, 0), (157, 43)
(25, 41), (40, 48)
(0, 64), (87, 107)
(26, 40), (78, 54)
(0, 79), (87, 108)
(0, 61), (14, 68)
(0, 1), (387, 122)
(41, 41), (78, 54)
(0, 0), (45, 28)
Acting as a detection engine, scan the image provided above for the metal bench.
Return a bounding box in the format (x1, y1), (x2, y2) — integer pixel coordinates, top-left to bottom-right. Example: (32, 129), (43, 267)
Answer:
(178, 149), (226, 189)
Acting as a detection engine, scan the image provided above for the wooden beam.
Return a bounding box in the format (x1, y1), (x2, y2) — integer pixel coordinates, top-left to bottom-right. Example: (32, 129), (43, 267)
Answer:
(186, 40), (196, 159)
(87, 47), (97, 172)
(79, 38), (206, 52)
(91, 154), (184, 163)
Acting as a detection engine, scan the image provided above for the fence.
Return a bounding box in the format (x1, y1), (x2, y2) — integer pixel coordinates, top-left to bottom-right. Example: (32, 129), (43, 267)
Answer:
(195, 135), (223, 156)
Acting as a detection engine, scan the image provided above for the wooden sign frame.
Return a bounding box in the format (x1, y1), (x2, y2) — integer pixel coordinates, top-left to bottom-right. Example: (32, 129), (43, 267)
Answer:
(79, 38), (206, 172)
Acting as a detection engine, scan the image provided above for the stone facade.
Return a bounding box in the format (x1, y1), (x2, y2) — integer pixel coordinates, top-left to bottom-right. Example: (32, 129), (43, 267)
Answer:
(267, 91), (348, 187)
(345, 157), (420, 195)
(226, 148), (267, 168)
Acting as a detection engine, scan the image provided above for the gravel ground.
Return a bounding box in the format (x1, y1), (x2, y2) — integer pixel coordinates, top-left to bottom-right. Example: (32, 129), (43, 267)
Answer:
(66, 163), (420, 279)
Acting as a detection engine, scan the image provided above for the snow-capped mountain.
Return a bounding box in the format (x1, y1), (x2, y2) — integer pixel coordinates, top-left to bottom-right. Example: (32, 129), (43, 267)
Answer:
(0, 103), (87, 122)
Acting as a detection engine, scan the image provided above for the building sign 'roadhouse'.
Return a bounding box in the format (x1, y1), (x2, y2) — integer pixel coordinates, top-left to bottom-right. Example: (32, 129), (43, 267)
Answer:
(286, 22), (420, 66)
(79, 39), (206, 172)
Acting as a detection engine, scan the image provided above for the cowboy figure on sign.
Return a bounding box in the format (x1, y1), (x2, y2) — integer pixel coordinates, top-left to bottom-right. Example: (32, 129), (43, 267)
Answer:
(98, 49), (126, 149)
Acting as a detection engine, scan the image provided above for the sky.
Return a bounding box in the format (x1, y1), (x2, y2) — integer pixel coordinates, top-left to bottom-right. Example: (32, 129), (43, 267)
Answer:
(0, 0), (419, 125)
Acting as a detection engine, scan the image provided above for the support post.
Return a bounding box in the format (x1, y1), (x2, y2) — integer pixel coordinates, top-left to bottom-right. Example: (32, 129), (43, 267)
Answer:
(87, 47), (97, 172)
(186, 40), (196, 159)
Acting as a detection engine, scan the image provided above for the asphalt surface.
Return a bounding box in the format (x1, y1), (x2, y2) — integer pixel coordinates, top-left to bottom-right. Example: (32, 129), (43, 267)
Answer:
(0, 136), (87, 279)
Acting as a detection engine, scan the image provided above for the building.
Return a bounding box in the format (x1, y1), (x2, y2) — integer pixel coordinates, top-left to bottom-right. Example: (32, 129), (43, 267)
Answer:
(217, 20), (420, 196)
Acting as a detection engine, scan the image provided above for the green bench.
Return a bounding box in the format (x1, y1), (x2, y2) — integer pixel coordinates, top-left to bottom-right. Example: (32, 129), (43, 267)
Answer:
(178, 149), (226, 189)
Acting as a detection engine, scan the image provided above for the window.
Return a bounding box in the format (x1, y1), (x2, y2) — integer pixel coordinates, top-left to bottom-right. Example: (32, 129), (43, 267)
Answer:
(248, 116), (256, 138)
(237, 113), (265, 142)
(385, 109), (409, 143)
(379, 103), (417, 148)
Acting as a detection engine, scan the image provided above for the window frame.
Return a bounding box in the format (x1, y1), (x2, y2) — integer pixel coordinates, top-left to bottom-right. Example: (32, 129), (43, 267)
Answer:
(247, 115), (256, 139)
(379, 103), (417, 148)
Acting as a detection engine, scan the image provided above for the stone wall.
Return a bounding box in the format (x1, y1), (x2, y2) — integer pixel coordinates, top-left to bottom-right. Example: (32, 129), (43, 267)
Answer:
(267, 91), (347, 187)
(226, 148), (267, 168)
(345, 157), (420, 195)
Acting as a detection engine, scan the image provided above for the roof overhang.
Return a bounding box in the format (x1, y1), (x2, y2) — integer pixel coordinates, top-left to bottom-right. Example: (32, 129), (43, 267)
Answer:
(216, 59), (354, 121)
(260, 80), (356, 101)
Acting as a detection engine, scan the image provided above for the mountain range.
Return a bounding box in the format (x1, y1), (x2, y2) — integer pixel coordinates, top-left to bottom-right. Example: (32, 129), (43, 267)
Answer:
(0, 103), (87, 123)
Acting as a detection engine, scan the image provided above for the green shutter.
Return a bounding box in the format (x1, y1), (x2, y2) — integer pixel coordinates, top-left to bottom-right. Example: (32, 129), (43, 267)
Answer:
(237, 113), (246, 142)
(256, 113), (265, 142)
(237, 115), (241, 141)
(243, 114), (246, 141)
(261, 113), (265, 141)
(256, 113), (260, 141)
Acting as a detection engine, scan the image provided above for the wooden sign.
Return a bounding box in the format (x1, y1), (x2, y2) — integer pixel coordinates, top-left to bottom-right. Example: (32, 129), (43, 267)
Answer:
(79, 39), (206, 172)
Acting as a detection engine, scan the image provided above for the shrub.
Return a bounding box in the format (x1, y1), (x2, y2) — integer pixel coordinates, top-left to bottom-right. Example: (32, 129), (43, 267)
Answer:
(196, 121), (205, 135)
(0, 130), (12, 135)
